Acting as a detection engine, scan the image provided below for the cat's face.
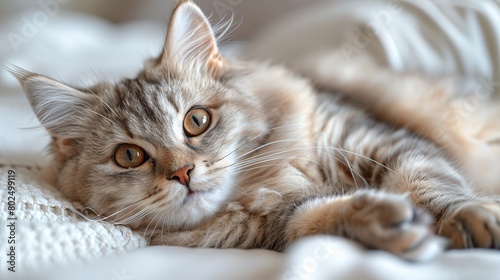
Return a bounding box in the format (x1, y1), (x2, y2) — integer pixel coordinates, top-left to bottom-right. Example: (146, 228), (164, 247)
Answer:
(15, 2), (268, 230)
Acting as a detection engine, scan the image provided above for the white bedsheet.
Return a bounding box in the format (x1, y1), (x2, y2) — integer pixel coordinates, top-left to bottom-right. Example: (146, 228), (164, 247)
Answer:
(1, 2), (500, 280)
(9, 237), (500, 280)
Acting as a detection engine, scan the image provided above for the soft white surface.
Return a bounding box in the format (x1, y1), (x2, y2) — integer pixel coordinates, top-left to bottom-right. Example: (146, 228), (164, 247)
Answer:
(1, 2), (500, 280)
(8, 236), (500, 280)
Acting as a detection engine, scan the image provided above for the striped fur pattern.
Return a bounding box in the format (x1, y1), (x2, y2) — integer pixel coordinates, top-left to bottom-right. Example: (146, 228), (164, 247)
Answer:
(14, 1), (500, 261)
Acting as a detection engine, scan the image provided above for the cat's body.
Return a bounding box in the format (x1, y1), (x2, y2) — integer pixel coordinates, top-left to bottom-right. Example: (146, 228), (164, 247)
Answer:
(13, 1), (500, 261)
(142, 63), (475, 260)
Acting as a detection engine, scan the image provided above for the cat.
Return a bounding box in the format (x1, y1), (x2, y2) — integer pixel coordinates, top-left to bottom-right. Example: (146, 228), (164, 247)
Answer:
(11, 0), (500, 261)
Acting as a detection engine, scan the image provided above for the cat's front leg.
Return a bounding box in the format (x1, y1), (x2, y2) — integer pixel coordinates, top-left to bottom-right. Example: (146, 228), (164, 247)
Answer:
(286, 190), (446, 261)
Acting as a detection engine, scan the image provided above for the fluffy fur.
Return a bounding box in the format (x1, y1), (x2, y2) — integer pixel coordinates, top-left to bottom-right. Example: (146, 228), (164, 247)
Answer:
(13, 1), (500, 261)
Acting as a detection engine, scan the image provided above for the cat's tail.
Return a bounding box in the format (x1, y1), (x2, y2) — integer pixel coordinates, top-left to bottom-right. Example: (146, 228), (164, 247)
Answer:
(295, 50), (500, 195)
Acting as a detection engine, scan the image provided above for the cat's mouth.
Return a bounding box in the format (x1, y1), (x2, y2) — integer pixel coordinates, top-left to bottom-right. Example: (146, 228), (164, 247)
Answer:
(183, 186), (215, 203)
(148, 187), (215, 208)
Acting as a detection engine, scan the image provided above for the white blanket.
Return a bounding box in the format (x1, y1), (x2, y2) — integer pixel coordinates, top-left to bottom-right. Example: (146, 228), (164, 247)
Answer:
(1, 2), (500, 279)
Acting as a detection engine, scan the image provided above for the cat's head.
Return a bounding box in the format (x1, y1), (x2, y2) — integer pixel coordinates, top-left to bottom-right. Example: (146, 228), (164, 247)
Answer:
(14, 1), (270, 229)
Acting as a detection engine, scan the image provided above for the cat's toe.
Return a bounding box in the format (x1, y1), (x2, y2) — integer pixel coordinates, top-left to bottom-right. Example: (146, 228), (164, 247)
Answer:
(438, 201), (500, 249)
(349, 191), (446, 261)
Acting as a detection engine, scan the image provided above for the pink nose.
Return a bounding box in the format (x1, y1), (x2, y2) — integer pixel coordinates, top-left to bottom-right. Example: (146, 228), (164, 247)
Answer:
(169, 165), (194, 186)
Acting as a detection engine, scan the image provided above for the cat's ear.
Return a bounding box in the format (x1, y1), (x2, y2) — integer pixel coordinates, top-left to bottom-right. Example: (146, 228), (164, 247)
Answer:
(10, 67), (94, 141)
(161, 1), (225, 76)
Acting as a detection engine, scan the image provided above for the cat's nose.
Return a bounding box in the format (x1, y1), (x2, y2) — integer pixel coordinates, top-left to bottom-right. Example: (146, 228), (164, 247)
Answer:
(169, 165), (194, 187)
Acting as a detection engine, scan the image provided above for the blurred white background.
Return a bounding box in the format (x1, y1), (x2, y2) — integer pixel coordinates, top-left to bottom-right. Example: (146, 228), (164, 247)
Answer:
(0, 0), (330, 40)
(0, 0), (335, 84)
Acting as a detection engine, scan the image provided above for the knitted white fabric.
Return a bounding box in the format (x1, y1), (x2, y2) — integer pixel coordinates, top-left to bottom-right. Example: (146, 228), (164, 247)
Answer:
(0, 165), (146, 276)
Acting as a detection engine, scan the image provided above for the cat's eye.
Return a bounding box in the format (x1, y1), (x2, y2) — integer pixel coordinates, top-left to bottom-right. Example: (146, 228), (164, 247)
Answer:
(183, 107), (211, 137)
(114, 144), (147, 168)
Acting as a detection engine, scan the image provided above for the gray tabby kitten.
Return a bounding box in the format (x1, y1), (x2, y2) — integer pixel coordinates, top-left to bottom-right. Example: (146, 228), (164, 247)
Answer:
(13, 1), (500, 261)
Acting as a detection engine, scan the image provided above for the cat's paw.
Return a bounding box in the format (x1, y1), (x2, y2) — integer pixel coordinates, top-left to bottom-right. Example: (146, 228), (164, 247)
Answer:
(347, 190), (446, 261)
(437, 201), (500, 249)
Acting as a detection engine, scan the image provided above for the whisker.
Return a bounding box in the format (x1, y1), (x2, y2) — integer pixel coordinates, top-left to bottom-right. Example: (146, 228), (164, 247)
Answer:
(143, 209), (162, 238)
(223, 145), (372, 188)
(118, 204), (154, 225)
(228, 183), (248, 197)
(214, 124), (303, 163)
(80, 195), (151, 223)
(233, 153), (367, 189)
(147, 211), (166, 245)
(160, 204), (171, 245)
(332, 147), (395, 173)
(224, 139), (394, 174)
(210, 129), (232, 163)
